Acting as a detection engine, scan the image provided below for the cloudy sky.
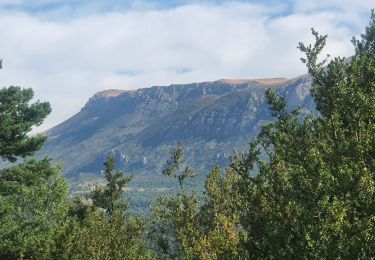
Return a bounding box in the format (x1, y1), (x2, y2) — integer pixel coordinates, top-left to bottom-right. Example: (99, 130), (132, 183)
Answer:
(0, 0), (373, 133)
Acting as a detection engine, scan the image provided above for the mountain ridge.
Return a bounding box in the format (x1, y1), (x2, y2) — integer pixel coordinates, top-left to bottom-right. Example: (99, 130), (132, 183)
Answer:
(80, 76), (298, 103)
(38, 74), (314, 198)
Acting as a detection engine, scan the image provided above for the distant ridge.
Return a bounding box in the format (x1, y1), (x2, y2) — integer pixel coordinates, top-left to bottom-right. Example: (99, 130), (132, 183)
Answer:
(92, 77), (295, 100)
(218, 78), (290, 85)
(38, 75), (314, 199)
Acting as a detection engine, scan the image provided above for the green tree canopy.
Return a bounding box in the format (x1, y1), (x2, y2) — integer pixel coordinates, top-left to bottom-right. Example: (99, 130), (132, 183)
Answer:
(0, 86), (51, 162)
(61, 155), (153, 259)
(228, 10), (375, 258)
(91, 155), (132, 215)
(0, 75), (67, 259)
(0, 159), (68, 259)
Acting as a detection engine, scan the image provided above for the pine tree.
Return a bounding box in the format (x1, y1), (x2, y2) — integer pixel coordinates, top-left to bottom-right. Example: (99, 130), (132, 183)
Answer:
(0, 86), (51, 162)
(0, 68), (68, 259)
(91, 155), (132, 215)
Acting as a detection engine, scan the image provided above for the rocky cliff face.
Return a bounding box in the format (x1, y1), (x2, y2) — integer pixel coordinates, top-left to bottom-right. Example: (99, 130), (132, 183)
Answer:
(39, 75), (314, 196)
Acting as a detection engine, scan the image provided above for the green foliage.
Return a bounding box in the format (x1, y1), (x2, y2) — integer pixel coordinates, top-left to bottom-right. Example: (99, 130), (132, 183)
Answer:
(151, 145), (246, 260)
(151, 190), (201, 259)
(60, 210), (153, 259)
(0, 86), (51, 162)
(196, 166), (247, 259)
(91, 155), (132, 215)
(226, 10), (375, 258)
(162, 142), (196, 189)
(0, 82), (67, 259)
(67, 195), (92, 223)
(150, 143), (200, 259)
(0, 159), (68, 259)
(61, 155), (154, 259)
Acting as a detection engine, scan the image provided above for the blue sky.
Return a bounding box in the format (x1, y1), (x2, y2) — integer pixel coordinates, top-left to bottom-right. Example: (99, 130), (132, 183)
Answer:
(0, 0), (368, 21)
(0, 0), (296, 22)
(1, 1), (291, 13)
(0, 0), (373, 132)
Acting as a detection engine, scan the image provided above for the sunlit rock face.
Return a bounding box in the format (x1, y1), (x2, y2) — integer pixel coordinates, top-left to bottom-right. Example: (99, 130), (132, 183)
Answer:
(39, 74), (314, 180)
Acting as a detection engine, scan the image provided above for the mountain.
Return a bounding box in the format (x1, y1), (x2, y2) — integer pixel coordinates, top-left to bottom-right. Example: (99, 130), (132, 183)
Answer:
(38, 75), (314, 208)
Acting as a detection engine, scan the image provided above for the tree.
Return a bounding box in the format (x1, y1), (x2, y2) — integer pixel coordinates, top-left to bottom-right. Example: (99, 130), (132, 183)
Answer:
(151, 144), (246, 259)
(227, 10), (375, 258)
(150, 143), (201, 259)
(0, 159), (68, 259)
(61, 155), (154, 259)
(0, 86), (51, 162)
(162, 142), (196, 190)
(0, 73), (70, 259)
(91, 155), (132, 215)
(60, 209), (153, 260)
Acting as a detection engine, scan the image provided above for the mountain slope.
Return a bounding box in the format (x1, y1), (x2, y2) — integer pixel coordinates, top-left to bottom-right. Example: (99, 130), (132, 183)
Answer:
(39, 75), (314, 199)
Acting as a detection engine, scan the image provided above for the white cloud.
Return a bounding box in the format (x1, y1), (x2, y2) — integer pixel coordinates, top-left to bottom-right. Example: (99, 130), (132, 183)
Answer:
(0, 1), (372, 133)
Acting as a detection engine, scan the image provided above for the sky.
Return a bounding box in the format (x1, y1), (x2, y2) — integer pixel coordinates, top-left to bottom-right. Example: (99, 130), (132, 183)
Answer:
(0, 0), (373, 133)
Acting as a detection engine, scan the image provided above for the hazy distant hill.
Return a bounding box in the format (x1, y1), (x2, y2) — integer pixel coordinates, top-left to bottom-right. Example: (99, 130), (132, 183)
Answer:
(38, 75), (314, 204)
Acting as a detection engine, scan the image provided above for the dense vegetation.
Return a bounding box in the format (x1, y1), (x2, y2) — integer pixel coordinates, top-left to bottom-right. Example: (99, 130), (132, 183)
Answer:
(0, 10), (374, 259)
